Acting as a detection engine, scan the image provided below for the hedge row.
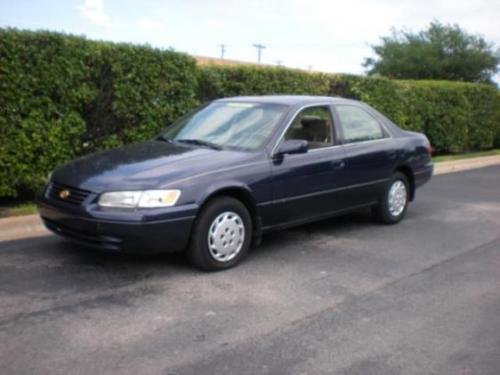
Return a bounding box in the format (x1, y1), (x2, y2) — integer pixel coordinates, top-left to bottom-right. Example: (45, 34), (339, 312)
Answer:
(495, 93), (500, 147)
(1, 29), (499, 197)
(0, 29), (198, 196)
(346, 78), (499, 152)
(199, 66), (499, 152)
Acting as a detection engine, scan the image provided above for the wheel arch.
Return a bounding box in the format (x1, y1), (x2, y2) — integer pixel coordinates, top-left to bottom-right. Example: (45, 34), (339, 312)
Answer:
(198, 184), (262, 245)
(394, 164), (415, 201)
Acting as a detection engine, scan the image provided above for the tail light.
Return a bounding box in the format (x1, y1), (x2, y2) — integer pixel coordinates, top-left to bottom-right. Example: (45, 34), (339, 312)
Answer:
(427, 144), (433, 157)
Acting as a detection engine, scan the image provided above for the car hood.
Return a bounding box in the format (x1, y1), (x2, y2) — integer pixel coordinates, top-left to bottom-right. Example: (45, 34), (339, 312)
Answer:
(52, 140), (258, 193)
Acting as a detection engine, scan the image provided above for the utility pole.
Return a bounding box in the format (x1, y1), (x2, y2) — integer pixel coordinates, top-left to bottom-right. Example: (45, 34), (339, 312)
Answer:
(252, 43), (266, 64)
(219, 44), (226, 59)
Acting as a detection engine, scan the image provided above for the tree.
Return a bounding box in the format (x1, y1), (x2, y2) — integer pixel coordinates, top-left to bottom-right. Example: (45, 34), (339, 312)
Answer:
(363, 22), (499, 84)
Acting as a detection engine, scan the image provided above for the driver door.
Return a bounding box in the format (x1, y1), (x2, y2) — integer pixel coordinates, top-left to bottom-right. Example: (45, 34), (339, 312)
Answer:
(268, 105), (347, 226)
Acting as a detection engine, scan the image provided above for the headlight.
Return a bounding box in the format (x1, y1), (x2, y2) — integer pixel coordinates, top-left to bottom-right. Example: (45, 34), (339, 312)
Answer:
(98, 190), (181, 208)
(138, 190), (181, 208)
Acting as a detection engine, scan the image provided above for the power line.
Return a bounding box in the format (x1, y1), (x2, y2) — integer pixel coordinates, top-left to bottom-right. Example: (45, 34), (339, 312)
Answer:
(252, 43), (266, 64)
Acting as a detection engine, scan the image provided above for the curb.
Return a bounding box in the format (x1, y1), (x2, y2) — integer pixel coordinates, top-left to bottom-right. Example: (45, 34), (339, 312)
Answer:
(0, 214), (49, 242)
(434, 155), (500, 175)
(1, 155), (499, 242)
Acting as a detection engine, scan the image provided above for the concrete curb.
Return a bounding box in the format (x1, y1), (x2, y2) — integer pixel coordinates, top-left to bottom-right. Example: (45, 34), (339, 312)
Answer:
(0, 214), (49, 242)
(434, 154), (500, 175)
(1, 155), (499, 242)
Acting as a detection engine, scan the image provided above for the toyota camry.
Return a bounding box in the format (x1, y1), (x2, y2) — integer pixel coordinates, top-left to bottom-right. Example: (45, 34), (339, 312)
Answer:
(38, 96), (433, 270)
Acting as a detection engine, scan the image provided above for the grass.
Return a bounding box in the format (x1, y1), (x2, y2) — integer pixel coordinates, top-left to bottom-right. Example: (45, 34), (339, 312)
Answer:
(0, 202), (37, 218)
(433, 149), (500, 163)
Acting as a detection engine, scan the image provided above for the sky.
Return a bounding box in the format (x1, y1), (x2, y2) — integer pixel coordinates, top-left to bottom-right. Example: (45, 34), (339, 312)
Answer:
(1, 0), (499, 83)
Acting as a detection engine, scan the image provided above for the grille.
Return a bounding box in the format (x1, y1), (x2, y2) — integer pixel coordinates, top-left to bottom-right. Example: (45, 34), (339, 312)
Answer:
(47, 182), (92, 205)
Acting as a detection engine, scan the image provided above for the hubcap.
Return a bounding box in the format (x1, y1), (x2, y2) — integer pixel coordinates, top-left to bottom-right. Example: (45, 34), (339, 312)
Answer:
(388, 180), (407, 217)
(208, 211), (245, 262)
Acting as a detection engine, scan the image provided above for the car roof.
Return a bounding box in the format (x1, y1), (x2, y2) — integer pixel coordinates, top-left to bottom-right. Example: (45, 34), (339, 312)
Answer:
(215, 95), (359, 106)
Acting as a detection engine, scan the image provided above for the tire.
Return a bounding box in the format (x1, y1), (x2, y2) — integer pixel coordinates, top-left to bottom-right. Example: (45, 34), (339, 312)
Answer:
(187, 196), (252, 271)
(373, 172), (410, 224)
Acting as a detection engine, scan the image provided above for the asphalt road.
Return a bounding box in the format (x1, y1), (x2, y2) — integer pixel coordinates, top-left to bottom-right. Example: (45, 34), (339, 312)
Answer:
(1, 166), (499, 375)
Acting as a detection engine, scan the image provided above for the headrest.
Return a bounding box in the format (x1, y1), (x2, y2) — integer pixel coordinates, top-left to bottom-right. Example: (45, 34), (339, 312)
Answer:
(301, 115), (325, 128)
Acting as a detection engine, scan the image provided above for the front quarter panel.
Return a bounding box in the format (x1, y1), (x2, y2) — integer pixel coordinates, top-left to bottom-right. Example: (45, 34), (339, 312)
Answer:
(161, 154), (273, 211)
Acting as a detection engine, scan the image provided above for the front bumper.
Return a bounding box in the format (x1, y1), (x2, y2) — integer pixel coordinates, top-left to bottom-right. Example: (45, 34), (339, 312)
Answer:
(37, 195), (197, 254)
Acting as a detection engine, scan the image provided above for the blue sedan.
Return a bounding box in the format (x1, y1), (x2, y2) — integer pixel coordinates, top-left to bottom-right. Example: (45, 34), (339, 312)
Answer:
(37, 96), (433, 270)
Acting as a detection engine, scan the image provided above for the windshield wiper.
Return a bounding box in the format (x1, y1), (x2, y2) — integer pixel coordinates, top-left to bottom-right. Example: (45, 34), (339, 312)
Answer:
(156, 134), (173, 143)
(175, 139), (223, 150)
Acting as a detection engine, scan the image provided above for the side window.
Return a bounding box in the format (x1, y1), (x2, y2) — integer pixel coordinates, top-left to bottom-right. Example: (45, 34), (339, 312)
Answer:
(336, 105), (385, 143)
(284, 106), (334, 149)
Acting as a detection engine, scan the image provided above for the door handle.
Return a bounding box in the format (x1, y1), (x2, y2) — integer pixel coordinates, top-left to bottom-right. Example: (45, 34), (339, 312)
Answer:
(331, 160), (345, 170)
(387, 150), (398, 160)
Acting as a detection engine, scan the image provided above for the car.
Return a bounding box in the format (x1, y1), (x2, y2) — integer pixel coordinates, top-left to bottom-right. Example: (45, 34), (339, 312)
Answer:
(37, 96), (433, 270)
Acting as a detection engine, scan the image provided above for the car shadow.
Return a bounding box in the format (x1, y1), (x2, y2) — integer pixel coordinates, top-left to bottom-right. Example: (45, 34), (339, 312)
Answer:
(0, 208), (386, 296)
(1, 209), (377, 267)
(0, 234), (196, 296)
(255, 209), (376, 251)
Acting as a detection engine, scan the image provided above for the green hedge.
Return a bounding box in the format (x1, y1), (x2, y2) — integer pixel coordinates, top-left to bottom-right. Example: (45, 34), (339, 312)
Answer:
(495, 93), (500, 147)
(198, 65), (331, 100)
(199, 66), (498, 153)
(0, 29), (198, 197)
(0, 29), (499, 197)
(347, 78), (498, 153)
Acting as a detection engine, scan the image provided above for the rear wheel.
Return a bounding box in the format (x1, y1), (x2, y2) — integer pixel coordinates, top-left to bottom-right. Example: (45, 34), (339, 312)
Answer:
(373, 172), (409, 224)
(187, 196), (252, 271)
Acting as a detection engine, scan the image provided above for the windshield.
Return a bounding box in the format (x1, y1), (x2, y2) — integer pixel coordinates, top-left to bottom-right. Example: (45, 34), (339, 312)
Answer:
(161, 101), (288, 151)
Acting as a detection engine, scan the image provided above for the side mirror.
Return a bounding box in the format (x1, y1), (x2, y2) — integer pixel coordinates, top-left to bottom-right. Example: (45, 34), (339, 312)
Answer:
(275, 139), (308, 156)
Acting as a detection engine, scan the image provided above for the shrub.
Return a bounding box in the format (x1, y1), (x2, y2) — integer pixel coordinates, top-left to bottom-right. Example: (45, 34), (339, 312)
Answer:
(0, 28), (198, 197)
(0, 30), (94, 196)
(0, 29), (498, 198)
(493, 93), (500, 147)
(348, 77), (424, 132)
(327, 76), (498, 153)
(199, 67), (499, 153)
(198, 65), (331, 101)
(409, 81), (471, 153)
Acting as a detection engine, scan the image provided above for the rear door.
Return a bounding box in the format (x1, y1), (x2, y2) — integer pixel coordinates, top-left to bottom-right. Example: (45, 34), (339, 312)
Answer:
(333, 104), (398, 206)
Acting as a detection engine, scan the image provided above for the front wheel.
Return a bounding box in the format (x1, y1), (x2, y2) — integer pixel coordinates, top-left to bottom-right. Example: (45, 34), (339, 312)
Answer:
(373, 172), (409, 224)
(187, 196), (252, 271)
